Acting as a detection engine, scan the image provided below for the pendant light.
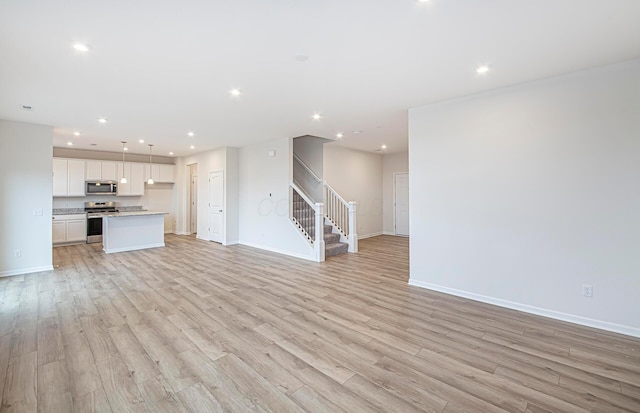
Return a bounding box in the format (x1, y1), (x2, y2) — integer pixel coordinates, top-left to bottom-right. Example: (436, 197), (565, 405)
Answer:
(147, 144), (154, 185)
(120, 141), (127, 184)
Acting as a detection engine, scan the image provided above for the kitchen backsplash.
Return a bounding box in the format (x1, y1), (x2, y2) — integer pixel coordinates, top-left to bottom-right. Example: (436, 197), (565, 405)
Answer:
(53, 196), (144, 208)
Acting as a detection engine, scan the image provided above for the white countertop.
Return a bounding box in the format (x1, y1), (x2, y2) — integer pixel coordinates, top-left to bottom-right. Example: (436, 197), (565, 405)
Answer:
(101, 211), (168, 217)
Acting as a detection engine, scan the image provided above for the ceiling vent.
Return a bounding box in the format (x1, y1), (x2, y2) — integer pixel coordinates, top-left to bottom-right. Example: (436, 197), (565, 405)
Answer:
(20, 104), (33, 111)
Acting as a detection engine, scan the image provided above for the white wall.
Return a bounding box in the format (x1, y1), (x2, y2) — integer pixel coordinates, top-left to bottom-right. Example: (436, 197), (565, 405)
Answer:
(323, 144), (383, 239)
(238, 137), (316, 260)
(226, 147), (240, 244)
(293, 136), (326, 203)
(382, 152), (409, 235)
(408, 59), (640, 336)
(0, 120), (53, 276)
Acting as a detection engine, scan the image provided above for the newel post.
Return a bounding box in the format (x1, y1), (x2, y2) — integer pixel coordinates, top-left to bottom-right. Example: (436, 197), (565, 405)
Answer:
(315, 202), (325, 262)
(348, 201), (358, 252)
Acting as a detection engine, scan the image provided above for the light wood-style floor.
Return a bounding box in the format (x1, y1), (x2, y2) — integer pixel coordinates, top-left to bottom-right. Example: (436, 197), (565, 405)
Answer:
(1, 235), (639, 412)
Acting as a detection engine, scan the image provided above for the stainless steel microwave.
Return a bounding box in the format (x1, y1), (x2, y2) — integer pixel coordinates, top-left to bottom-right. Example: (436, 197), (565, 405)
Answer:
(86, 181), (117, 195)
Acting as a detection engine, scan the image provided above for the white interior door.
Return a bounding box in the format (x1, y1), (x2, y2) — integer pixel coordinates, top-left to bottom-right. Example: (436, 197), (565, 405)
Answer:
(394, 173), (409, 236)
(208, 171), (224, 243)
(191, 174), (198, 234)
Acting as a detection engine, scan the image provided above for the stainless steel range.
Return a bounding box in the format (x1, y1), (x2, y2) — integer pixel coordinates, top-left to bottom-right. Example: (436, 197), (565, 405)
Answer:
(85, 201), (118, 243)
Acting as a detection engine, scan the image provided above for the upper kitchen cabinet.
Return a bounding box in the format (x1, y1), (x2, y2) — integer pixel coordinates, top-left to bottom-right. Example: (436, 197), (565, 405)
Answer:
(116, 162), (145, 196)
(86, 160), (117, 181)
(53, 158), (85, 197)
(145, 164), (175, 183)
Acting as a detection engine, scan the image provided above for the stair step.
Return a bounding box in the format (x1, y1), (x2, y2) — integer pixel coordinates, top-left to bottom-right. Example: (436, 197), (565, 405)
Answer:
(325, 242), (349, 257)
(324, 225), (333, 233)
(324, 232), (340, 244)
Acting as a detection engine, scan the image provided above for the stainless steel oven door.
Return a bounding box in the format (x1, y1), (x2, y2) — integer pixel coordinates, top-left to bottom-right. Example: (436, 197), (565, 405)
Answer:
(86, 215), (103, 243)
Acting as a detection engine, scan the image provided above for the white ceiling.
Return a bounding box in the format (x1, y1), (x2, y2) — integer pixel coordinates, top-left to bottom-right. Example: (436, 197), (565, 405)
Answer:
(1, 0), (639, 156)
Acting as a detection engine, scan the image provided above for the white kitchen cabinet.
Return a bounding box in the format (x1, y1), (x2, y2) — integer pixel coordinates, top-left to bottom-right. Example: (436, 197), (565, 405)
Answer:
(117, 162), (145, 196)
(87, 161), (117, 181)
(52, 220), (66, 243)
(130, 163), (145, 195)
(67, 219), (87, 242)
(53, 159), (86, 197)
(158, 164), (175, 183)
(86, 161), (102, 181)
(101, 162), (117, 181)
(146, 163), (175, 183)
(52, 159), (68, 196)
(53, 214), (87, 245)
(68, 160), (86, 196)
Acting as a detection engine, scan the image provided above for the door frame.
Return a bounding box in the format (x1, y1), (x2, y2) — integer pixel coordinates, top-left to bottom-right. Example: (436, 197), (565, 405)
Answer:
(190, 173), (198, 234)
(393, 172), (409, 237)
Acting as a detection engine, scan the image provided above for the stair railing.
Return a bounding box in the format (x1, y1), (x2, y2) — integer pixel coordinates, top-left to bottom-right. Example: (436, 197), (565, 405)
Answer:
(290, 181), (325, 262)
(293, 153), (321, 183)
(323, 182), (358, 253)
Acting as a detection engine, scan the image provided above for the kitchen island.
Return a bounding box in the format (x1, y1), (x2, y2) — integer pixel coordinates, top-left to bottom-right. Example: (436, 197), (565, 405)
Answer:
(102, 211), (168, 253)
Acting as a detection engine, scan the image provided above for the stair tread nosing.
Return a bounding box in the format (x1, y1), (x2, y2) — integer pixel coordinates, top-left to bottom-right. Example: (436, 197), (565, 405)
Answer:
(325, 242), (349, 257)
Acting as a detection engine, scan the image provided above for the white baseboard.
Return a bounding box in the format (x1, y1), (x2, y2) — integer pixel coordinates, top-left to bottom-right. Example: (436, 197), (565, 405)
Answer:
(382, 231), (409, 237)
(223, 240), (239, 246)
(358, 232), (383, 240)
(173, 231), (191, 235)
(408, 279), (640, 339)
(0, 265), (54, 278)
(238, 241), (316, 262)
(104, 243), (165, 254)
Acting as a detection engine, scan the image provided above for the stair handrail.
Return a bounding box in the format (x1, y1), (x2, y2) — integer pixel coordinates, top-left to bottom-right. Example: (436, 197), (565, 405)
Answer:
(324, 182), (348, 205)
(293, 153), (322, 183)
(291, 181), (315, 207)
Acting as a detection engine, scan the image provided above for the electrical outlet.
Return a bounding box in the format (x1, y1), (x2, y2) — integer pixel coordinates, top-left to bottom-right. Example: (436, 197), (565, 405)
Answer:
(33, 208), (43, 216)
(583, 284), (593, 298)
(14, 250), (21, 258)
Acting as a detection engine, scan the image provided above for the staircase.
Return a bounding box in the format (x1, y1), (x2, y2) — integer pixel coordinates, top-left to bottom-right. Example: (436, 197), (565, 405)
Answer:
(324, 224), (349, 257)
(291, 187), (349, 259)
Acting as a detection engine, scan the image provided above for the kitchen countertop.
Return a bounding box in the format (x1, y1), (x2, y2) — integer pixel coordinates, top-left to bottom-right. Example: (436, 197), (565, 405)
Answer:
(52, 208), (85, 215)
(101, 211), (168, 217)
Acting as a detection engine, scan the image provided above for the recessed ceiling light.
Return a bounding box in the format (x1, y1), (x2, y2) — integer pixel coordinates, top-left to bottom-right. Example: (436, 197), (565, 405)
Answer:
(187, 131), (195, 137)
(20, 104), (33, 111)
(336, 132), (343, 139)
(353, 130), (363, 134)
(476, 65), (491, 74)
(67, 141), (73, 146)
(73, 131), (81, 136)
(312, 113), (322, 120)
(381, 145), (387, 150)
(73, 43), (90, 52)
(97, 117), (108, 124)
(124, 147), (128, 151)
(294, 55), (309, 62)
(138, 139), (144, 143)
(190, 145), (195, 149)
(230, 89), (241, 97)
(417, 0), (431, 3)
(169, 152), (174, 156)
